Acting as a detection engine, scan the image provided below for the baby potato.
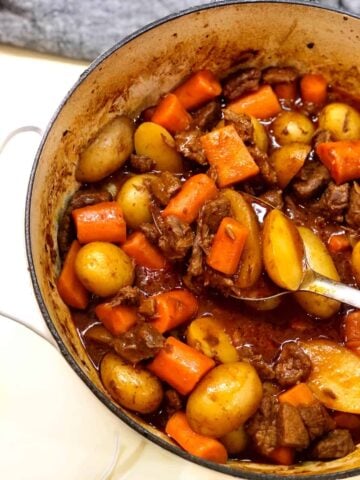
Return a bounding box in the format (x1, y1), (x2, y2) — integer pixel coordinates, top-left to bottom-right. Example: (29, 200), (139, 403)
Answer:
(295, 227), (340, 318)
(186, 362), (262, 438)
(318, 102), (360, 140)
(351, 240), (360, 285)
(220, 426), (248, 455)
(134, 122), (183, 172)
(263, 209), (304, 291)
(75, 242), (134, 297)
(117, 174), (154, 229)
(272, 111), (315, 145)
(223, 189), (262, 288)
(250, 116), (269, 153)
(186, 316), (239, 363)
(301, 339), (360, 414)
(76, 116), (134, 183)
(270, 143), (311, 189)
(100, 353), (163, 414)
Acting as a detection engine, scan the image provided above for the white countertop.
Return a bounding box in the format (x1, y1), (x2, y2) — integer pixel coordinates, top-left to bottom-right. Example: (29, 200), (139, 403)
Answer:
(0, 45), (231, 480)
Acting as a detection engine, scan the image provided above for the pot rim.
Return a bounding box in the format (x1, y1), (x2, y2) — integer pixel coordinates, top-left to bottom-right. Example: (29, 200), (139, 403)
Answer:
(25, 1), (360, 478)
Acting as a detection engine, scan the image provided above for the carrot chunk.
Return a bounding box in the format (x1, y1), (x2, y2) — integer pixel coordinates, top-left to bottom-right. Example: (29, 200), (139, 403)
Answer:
(151, 93), (191, 133)
(200, 124), (259, 187)
(162, 173), (218, 223)
(207, 217), (249, 275)
(166, 411), (228, 464)
(173, 70), (222, 110)
(57, 240), (89, 309)
(122, 231), (167, 270)
(300, 73), (327, 104)
(274, 82), (297, 101)
(267, 447), (294, 466)
(227, 85), (281, 119)
(72, 201), (126, 244)
(151, 289), (198, 333)
(278, 383), (316, 407)
(344, 310), (360, 343)
(316, 140), (360, 185)
(95, 303), (138, 336)
(328, 234), (351, 253)
(148, 336), (215, 395)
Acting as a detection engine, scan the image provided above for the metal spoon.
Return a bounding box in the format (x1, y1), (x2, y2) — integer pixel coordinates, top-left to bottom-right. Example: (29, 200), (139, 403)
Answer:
(232, 194), (360, 308)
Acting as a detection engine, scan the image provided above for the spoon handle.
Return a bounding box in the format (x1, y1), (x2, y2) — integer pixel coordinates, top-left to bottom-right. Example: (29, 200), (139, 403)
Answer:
(302, 271), (360, 308)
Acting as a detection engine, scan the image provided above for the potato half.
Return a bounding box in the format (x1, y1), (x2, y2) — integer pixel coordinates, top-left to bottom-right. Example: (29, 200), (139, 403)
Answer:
(186, 362), (262, 438)
(263, 209), (304, 290)
(295, 227), (340, 318)
(301, 339), (360, 414)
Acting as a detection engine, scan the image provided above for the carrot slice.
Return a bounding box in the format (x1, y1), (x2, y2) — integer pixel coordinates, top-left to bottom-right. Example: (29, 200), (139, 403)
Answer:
(200, 124), (259, 187)
(72, 201), (126, 244)
(95, 303), (138, 336)
(151, 93), (192, 133)
(57, 240), (89, 309)
(316, 140), (360, 185)
(328, 234), (351, 253)
(122, 231), (167, 270)
(152, 289), (198, 333)
(274, 82), (297, 101)
(173, 70), (222, 110)
(267, 447), (294, 466)
(166, 411), (228, 464)
(227, 85), (281, 119)
(162, 173), (218, 223)
(300, 73), (327, 104)
(278, 383), (316, 407)
(148, 336), (215, 395)
(207, 217), (249, 275)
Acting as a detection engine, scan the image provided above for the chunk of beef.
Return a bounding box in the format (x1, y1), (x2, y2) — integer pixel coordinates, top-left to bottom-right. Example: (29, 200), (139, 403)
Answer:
(203, 268), (236, 296)
(262, 66), (298, 84)
(277, 403), (310, 449)
(175, 129), (207, 165)
(135, 265), (181, 295)
(274, 342), (312, 387)
(130, 153), (155, 173)
(292, 161), (331, 200)
(152, 205), (194, 261)
(299, 402), (336, 440)
(158, 215), (195, 260)
(223, 67), (261, 101)
(311, 429), (355, 460)
(246, 389), (279, 455)
(58, 190), (112, 258)
(312, 181), (350, 223)
(248, 146), (277, 186)
(148, 172), (181, 206)
(113, 322), (164, 363)
(138, 296), (156, 317)
(259, 189), (284, 210)
(237, 345), (275, 381)
(346, 182), (360, 228)
(223, 109), (254, 143)
(191, 101), (222, 130)
(139, 222), (160, 243)
(312, 129), (333, 149)
(164, 389), (183, 417)
(109, 286), (142, 307)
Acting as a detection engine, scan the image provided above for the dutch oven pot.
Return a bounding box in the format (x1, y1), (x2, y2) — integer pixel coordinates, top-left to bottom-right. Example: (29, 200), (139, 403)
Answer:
(26, 1), (360, 477)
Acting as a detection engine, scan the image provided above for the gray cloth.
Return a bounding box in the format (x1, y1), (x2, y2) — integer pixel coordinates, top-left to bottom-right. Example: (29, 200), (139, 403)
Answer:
(0, 0), (358, 61)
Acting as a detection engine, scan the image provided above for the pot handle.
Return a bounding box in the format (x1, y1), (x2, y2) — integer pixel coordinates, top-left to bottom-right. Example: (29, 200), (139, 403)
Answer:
(0, 125), (59, 347)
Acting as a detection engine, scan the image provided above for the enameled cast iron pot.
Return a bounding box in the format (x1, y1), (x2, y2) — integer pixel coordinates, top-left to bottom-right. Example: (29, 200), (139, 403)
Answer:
(26, 1), (360, 477)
